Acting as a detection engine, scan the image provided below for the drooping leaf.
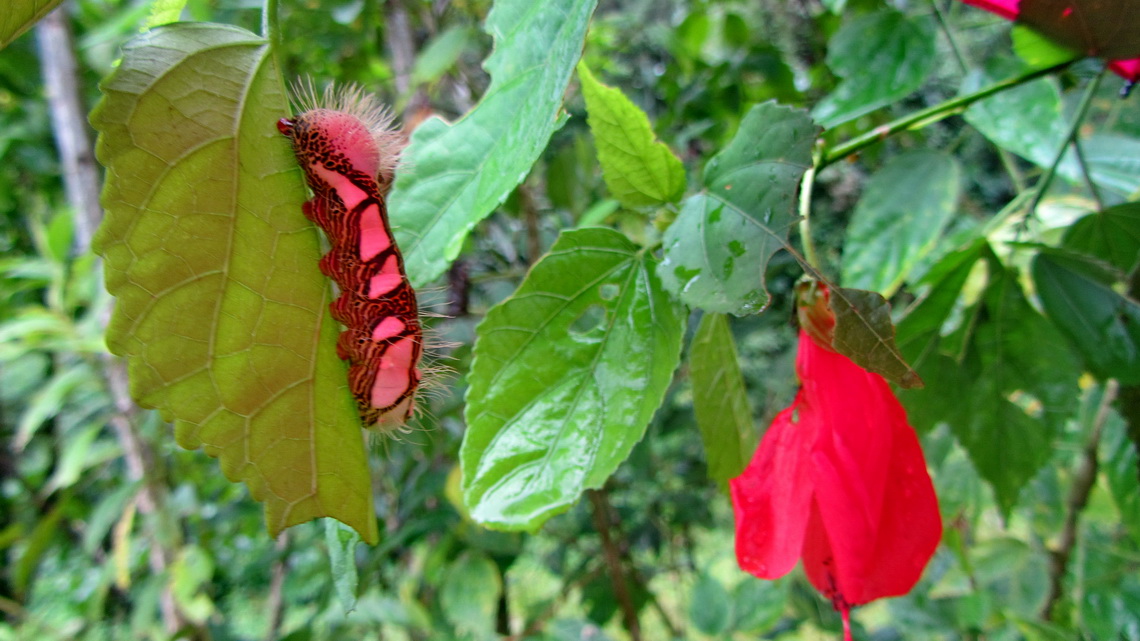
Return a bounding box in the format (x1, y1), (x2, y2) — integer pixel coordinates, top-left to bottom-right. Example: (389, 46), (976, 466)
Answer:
(1033, 249), (1140, 384)
(92, 23), (377, 543)
(440, 551), (502, 636)
(578, 62), (685, 209)
(659, 102), (817, 315)
(1062, 202), (1140, 273)
(829, 287), (922, 388)
(841, 150), (961, 297)
(950, 252), (1080, 516)
(389, 0), (597, 287)
(325, 519), (361, 614)
(811, 10), (937, 128)
(462, 228), (685, 529)
(690, 313), (755, 488)
(0, 0), (63, 50)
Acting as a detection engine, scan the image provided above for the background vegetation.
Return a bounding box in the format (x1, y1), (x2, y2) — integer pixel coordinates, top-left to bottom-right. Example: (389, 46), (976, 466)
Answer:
(2, 1), (1139, 640)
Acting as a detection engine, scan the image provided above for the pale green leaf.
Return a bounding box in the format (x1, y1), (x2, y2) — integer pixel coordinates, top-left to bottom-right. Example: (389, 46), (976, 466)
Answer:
(411, 25), (474, 85)
(462, 228), (685, 529)
(389, 0), (597, 287)
(841, 150), (961, 296)
(91, 23), (378, 543)
(578, 62), (685, 208)
(0, 0), (64, 50)
(325, 519), (361, 614)
(143, 0), (189, 30)
(659, 102), (817, 315)
(440, 551), (501, 636)
(690, 313), (755, 487)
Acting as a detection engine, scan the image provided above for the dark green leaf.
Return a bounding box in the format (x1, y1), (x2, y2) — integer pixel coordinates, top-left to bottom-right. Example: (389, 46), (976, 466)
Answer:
(689, 313), (755, 487)
(830, 287), (923, 388)
(91, 23), (377, 542)
(1101, 393), (1140, 545)
(578, 62), (685, 208)
(1062, 202), (1140, 273)
(841, 150), (961, 296)
(1033, 249), (1140, 384)
(389, 0), (597, 286)
(659, 102), (817, 314)
(811, 11), (937, 128)
(462, 228), (685, 529)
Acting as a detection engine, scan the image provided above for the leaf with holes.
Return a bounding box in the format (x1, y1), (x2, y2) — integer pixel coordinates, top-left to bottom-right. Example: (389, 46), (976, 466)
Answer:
(462, 228), (685, 529)
(659, 102), (817, 315)
(388, 0), (597, 287)
(92, 23), (377, 543)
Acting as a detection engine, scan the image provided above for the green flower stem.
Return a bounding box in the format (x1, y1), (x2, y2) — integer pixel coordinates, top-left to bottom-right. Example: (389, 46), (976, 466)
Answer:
(798, 160), (821, 272)
(1025, 66), (1105, 218)
(819, 59), (1075, 169)
(263, 0), (280, 51)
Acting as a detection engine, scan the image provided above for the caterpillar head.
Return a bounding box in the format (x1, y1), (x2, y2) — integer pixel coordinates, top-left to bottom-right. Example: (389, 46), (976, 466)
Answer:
(278, 83), (403, 187)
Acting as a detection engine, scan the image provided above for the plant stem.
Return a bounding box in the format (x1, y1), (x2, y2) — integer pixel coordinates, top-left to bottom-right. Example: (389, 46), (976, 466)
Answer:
(820, 59), (1074, 169)
(587, 489), (642, 641)
(797, 160), (821, 272)
(1025, 66), (1105, 219)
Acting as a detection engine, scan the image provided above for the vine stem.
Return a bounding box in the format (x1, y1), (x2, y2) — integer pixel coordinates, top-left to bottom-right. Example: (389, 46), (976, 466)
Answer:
(1024, 65), (1105, 219)
(819, 59), (1074, 169)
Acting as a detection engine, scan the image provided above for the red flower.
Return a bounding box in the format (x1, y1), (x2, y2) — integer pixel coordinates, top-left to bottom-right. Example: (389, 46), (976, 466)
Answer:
(730, 323), (941, 639)
(961, 0), (1140, 82)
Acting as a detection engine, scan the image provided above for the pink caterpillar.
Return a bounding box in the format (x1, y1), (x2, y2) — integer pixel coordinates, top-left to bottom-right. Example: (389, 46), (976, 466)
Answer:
(277, 85), (421, 430)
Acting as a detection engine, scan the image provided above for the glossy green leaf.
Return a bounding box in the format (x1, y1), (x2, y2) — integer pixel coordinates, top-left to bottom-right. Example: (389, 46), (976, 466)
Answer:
(0, 0), (63, 50)
(462, 228), (685, 529)
(841, 151), (961, 296)
(830, 286), (922, 388)
(578, 62), (685, 208)
(91, 23), (377, 543)
(389, 0), (597, 287)
(325, 519), (361, 614)
(1063, 202), (1140, 273)
(659, 102), (817, 314)
(689, 313), (755, 487)
(811, 10), (937, 128)
(440, 551), (501, 636)
(1033, 249), (1140, 384)
(964, 61), (1140, 196)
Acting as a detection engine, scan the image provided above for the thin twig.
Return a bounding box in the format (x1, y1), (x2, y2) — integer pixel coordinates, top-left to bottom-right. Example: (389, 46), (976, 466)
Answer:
(263, 533), (290, 641)
(1041, 380), (1119, 620)
(587, 489), (642, 641)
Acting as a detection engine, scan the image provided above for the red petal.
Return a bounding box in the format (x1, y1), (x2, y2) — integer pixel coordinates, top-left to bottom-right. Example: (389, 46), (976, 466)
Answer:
(961, 0), (1019, 20)
(1110, 58), (1140, 82)
(797, 331), (942, 606)
(730, 401), (820, 579)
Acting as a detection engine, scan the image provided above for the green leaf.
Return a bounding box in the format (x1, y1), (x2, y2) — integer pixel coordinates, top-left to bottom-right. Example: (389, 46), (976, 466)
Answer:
(731, 577), (787, 634)
(142, 0), (189, 29)
(689, 574), (731, 636)
(91, 23), (378, 543)
(411, 25), (474, 85)
(830, 287), (923, 389)
(689, 313), (755, 487)
(1011, 25), (1079, 70)
(1103, 406), (1140, 545)
(389, 0), (597, 287)
(659, 102), (817, 315)
(811, 10), (937, 128)
(952, 255), (1080, 516)
(325, 519), (361, 614)
(0, 0), (63, 50)
(440, 551), (502, 636)
(841, 150), (961, 296)
(578, 62), (685, 208)
(1033, 249), (1140, 384)
(462, 228), (685, 529)
(1063, 203), (1140, 274)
